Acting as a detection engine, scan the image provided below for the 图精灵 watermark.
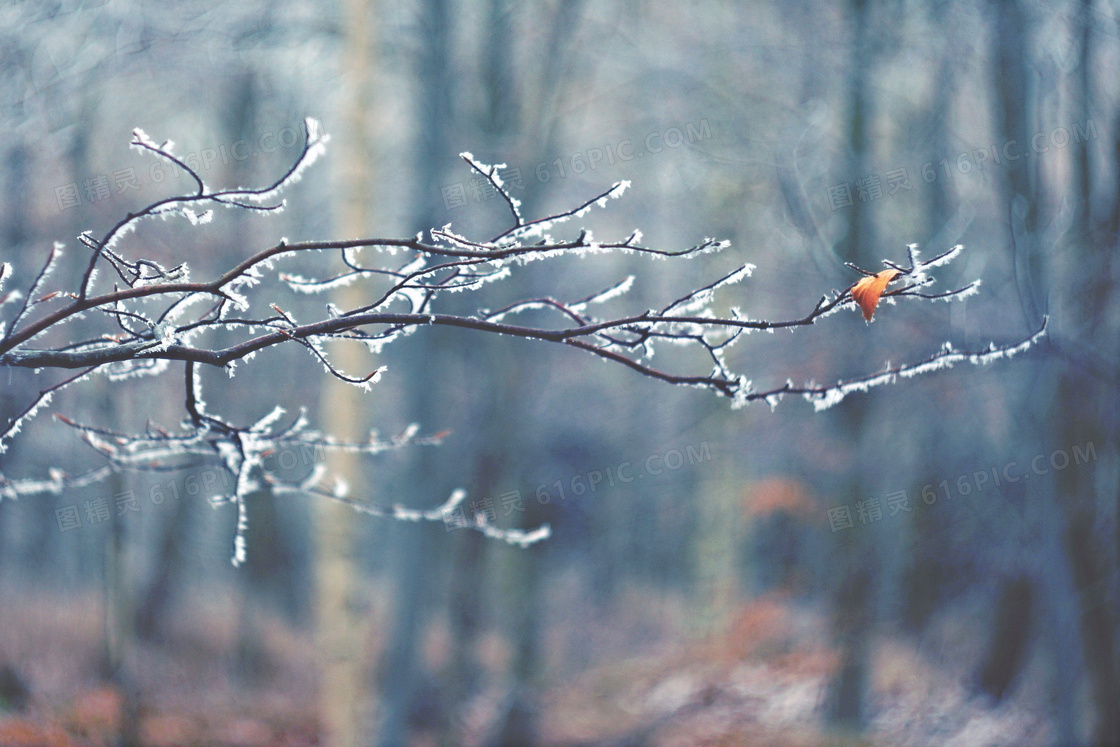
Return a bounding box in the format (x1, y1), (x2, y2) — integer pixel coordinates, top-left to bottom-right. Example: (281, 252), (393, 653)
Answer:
(52, 122), (314, 213)
(443, 440), (715, 531)
(441, 118), (714, 212)
(826, 441), (1097, 532)
(54, 441), (326, 534)
(826, 119), (1098, 211)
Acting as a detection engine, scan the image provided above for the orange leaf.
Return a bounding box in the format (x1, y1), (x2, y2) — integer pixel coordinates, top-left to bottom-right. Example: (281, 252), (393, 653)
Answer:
(850, 269), (900, 321)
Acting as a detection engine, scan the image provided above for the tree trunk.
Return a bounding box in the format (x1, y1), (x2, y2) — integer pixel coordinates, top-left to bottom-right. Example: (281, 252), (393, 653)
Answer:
(376, 1), (454, 744)
(824, 0), (877, 731)
(317, 1), (379, 743)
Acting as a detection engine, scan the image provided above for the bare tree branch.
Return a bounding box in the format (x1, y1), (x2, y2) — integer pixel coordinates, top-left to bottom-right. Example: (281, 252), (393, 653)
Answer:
(0, 122), (1047, 562)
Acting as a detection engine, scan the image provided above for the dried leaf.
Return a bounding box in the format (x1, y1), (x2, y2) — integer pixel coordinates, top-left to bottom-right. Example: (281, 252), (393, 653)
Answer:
(851, 269), (900, 321)
(66, 687), (122, 737)
(741, 478), (813, 517)
(0, 718), (75, 747)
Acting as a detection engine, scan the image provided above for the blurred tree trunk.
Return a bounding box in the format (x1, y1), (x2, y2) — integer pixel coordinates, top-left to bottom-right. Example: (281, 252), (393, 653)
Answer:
(442, 506), (485, 744)
(377, 0), (454, 744)
(14, 92), (102, 580)
(1051, 2), (1119, 741)
(484, 4), (592, 744)
(0, 144), (32, 580)
(317, 1), (379, 744)
(1109, 101), (1120, 249)
(439, 5), (522, 742)
(691, 418), (742, 636)
(825, 0), (877, 732)
(982, 2), (1119, 742)
(991, 0), (1042, 320)
(488, 508), (545, 747)
(235, 485), (301, 682)
(899, 4), (961, 637)
(219, 69), (308, 675)
(135, 72), (260, 645)
(134, 496), (191, 641)
(924, 0), (956, 246)
(982, 4), (1077, 740)
(523, 0), (588, 183)
(97, 386), (140, 747)
(975, 575), (1034, 699)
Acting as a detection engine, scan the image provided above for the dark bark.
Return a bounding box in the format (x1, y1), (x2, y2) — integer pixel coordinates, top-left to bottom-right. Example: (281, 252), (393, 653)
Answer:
(975, 575), (1034, 701)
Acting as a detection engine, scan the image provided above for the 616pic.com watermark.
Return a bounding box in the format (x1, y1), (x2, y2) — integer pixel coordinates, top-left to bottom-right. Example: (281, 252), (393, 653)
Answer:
(54, 467), (231, 534)
(440, 118), (713, 212)
(443, 441), (714, 531)
(53, 443), (326, 534)
(826, 442), (1098, 532)
(52, 123), (313, 213)
(826, 119), (1098, 211)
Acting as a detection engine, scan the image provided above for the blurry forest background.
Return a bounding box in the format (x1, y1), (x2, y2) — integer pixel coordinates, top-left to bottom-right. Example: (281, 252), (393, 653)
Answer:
(0, 1), (1118, 745)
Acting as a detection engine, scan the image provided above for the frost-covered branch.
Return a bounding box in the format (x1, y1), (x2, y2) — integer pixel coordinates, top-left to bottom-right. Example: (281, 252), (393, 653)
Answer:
(0, 123), (1046, 562)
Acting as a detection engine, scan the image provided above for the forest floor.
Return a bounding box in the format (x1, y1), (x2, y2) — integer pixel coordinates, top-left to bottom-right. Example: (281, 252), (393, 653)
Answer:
(0, 580), (1051, 746)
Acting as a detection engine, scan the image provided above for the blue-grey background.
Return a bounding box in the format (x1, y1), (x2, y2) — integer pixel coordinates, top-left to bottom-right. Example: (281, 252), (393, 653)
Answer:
(0, 1), (1116, 745)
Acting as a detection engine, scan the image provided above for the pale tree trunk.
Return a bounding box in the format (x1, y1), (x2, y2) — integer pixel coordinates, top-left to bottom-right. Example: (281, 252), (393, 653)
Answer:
(691, 417), (742, 637)
(317, 1), (378, 744)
